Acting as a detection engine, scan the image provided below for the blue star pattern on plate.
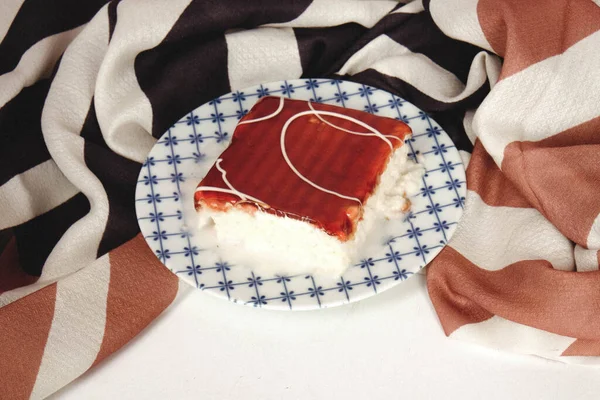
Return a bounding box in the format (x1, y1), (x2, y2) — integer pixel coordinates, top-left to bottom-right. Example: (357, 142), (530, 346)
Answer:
(135, 79), (466, 310)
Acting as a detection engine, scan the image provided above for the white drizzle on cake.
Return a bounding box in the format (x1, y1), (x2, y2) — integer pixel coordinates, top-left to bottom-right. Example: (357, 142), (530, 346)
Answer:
(198, 97), (409, 208)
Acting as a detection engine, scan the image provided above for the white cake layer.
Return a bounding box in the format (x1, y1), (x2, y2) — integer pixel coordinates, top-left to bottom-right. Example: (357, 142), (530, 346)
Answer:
(202, 144), (424, 277)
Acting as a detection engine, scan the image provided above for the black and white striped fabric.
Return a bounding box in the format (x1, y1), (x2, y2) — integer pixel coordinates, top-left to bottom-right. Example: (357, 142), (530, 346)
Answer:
(0, 1), (499, 398)
(1, 0), (492, 266)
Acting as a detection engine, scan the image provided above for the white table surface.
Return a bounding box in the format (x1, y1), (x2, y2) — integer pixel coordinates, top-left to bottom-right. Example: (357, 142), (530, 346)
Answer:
(52, 275), (600, 400)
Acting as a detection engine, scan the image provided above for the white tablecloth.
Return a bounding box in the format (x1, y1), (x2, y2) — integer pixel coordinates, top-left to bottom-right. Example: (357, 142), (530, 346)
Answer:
(51, 276), (599, 399)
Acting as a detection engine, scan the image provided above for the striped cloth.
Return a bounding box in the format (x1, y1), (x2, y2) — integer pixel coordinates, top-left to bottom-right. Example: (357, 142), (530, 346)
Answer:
(1, 0), (599, 398)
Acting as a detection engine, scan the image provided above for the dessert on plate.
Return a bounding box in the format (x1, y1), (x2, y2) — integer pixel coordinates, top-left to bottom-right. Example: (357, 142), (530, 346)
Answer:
(194, 96), (423, 276)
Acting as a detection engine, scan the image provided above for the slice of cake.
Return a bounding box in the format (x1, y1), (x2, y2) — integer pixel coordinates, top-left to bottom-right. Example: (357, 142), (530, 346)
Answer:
(194, 96), (422, 276)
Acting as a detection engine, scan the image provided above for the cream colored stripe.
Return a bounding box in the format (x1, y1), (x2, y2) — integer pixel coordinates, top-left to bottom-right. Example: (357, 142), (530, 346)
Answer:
(450, 315), (577, 360)
(226, 27), (302, 90)
(574, 245), (599, 272)
(94, 0), (192, 164)
(265, 0), (397, 28)
(0, 26), (84, 109)
(474, 31), (600, 165)
(338, 35), (501, 104)
(40, 6), (110, 282)
(462, 110), (477, 144)
(458, 150), (471, 168)
(0, 0), (25, 43)
(30, 255), (110, 400)
(429, 0), (494, 52)
(450, 191), (574, 271)
(588, 213), (600, 250)
(0, 160), (78, 230)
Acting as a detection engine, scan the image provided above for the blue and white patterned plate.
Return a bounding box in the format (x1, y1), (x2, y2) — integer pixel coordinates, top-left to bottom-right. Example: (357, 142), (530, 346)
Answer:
(135, 79), (465, 310)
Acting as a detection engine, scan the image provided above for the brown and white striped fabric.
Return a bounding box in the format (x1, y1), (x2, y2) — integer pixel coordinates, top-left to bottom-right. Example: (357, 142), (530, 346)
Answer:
(425, 0), (600, 362)
(0, 0), (598, 398)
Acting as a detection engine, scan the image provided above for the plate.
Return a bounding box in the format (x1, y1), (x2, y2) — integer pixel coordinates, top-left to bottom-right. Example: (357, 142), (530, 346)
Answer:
(135, 79), (466, 310)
